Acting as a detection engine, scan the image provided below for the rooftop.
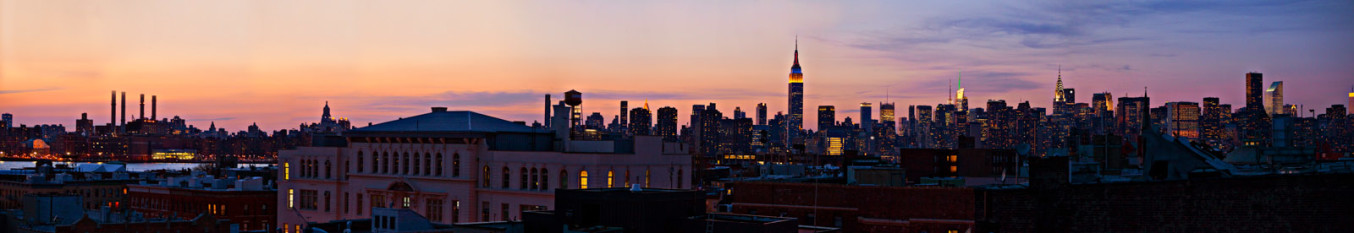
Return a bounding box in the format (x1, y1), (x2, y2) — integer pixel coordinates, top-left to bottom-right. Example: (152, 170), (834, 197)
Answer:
(350, 108), (539, 134)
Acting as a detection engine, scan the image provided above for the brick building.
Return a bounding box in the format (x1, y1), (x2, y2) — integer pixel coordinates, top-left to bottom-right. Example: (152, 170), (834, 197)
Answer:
(726, 181), (975, 233)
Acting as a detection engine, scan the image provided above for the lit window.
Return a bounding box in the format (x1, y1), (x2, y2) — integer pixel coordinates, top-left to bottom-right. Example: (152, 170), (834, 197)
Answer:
(580, 170), (589, 189)
(947, 155), (957, 162)
(607, 170), (614, 188)
(403, 197), (411, 208)
(288, 189), (294, 208)
(950, 165), (958, 173)
(284, 162), (290, 180)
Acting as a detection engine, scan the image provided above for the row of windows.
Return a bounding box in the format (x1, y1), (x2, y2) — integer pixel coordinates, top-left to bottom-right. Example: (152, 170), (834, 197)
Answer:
(296, 159), (332, 179)
(480, 166), (684, 190)
(355, 151), (458, 177)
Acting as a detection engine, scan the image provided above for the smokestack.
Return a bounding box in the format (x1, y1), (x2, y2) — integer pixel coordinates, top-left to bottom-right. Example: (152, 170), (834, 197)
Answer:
(110, 91), (116, 126)
(545, 94), (552, 128)
(120, 92), (126, 126)
(152, 95), (157, 120)
(139, 94), (145, 120)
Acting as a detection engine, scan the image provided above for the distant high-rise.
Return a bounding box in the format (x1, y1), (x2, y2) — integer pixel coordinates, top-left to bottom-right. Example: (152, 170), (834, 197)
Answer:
(1200, 97), (1225, 148)
(1165, 102), (1201, 140)
(656, 107), (678, 141)
(880, 102), (896, 131)
(1116, 96), (1150, 136)
(1348, 86), (1353, 114)
(756, 103), (768, 125)
(788, 38), (804, 141)
(76, 113), (94, 135)
(733, 107), (746, 120)
(1, 113), (11, 128)
(629, 107), (652, 136)
(1054, 68), (1066, 103)
(1246, 72), (1264, 109)
(817, 105), (835, 132)
(1266, 81), (1284, 115)
(860, 102), (873, 132)
(1092, 92), (1113, 115)
(544, 94), (552, 127)
(585, 113), (605, 130)
(620, 100), (629, 129)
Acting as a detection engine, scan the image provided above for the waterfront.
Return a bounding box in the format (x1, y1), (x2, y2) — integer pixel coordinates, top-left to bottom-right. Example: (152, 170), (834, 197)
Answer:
(0, 161), (275, 172)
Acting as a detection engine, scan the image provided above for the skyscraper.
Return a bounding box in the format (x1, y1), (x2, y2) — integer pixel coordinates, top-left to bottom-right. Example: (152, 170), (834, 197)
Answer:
(1, 113), (10, 128)
(734, 107), (746, 120)
(1092, 92), (1114, 115)
(629, 107), (652, 136)
(880, 102), (896, 131)
(1165, 102), (1201, 140)
(1266, 81), (1284, 115)
(1349, 86), (1353, 114)
(756, 103), (768, 126)
(860, 102), (873, 132)
(788, 39), (804, 142)
(656, 107), (678, 141)
(1246, 72), (1264, 109)
(817, 105), (835, 132)
(620, 100), (629, 130)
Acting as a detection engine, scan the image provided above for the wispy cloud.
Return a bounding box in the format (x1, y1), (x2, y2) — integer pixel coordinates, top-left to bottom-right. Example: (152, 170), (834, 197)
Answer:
(0, 88), (62, 95)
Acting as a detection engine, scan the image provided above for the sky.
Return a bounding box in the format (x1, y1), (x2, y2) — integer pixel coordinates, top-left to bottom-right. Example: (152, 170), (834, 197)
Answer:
(1, 0), (1352, 131)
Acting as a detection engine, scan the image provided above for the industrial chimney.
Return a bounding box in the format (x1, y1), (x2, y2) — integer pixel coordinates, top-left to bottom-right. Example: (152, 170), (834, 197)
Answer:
(544, 94), (552, 128)
(110, 91), (116, 126)
(139, 94), (145, 120)
(120, 92), (126, 126)
(152, 95), (157, 120)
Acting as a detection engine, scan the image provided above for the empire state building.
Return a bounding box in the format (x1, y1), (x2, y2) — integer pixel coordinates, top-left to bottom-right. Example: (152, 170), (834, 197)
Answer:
(788, 40), (804, 142)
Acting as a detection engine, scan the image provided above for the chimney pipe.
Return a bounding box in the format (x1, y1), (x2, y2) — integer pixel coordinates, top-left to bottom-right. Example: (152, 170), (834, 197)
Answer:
(139, 94), (145, 120)
(152, 95), (157, 120)
(545, 94), (552, 128)
(120, 92), (126, 126)
(110, 91), (116, 126)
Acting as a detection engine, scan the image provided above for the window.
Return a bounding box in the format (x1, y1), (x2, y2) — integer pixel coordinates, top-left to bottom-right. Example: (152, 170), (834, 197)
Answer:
(357, 194), (364, 215)
(324, 191), (331, 212)
(382, 152), (390, 174)
(371, 152), (379, 173)
(645, 169), (650, 188)
(501, 203), (510, 221)
(452, 200), (460, 223)
(287, 189), (294, 208)
(412, 153), (421, 175)
(677, 169), (683, 189)
(447, 153), (455, 177)
(401, 152), (409, 175)
(284, 163), (290, 180)
(950, 165), (958, 173)
(482, 166), (491, 187)
(559, 170), (568, 189)
(324, 161), (332, 179)
(607, 170), (614, 188)
(283, 223), (290, 233)
(423, 153), (431, 176)
(298, 190), (318, 210)
(426, 199), (443, 222)
(372, 194), (385, 208)
(947, 155), (957, 162)
(481, 202), (490, 221)
(624, 170), (630, 187)
(343, 192), (349, 214)
(357, 151), (364, 173)
(579, 170), (589, 189)
(402, 196), (411, 208)
(540, 168), (549, 191)
(834, 216), (843, 227)
(502, 167), (511, 189)
(520, 167), (529, 190)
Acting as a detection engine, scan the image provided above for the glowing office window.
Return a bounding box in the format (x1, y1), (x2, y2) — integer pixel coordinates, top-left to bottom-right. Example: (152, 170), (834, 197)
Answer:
(288, 189), (294, 208)
(607, 171), (614, 188)
(284, 162), (290, 180)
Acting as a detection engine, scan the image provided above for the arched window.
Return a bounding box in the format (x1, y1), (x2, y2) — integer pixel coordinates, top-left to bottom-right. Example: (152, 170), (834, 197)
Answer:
(559, 170), (568, 189)
(645, 169), (650, 188)
(529, 168), (538, 190)
(412, 153), (421, 175)
(624, 170), (630, 188)
(424, 153), (431, 176)
(324, 161), (332, 179)
(540, 168), (549, 191)
(579, 170), (588, 189)
(607, 170), (614, 188)
(324, 191), (331, 212)
(519, 168), (528, 190)
(481, 166), (491, 187)
(501, 167), (511, 189)
(401, 152), (410, 175)
(382, 152), (390, 174)
(446, 153), (455, 177)
(357, 151), (364, 173)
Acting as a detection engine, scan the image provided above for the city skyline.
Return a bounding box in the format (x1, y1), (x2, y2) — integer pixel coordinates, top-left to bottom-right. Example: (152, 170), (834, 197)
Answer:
(2, 1), (1353, 131)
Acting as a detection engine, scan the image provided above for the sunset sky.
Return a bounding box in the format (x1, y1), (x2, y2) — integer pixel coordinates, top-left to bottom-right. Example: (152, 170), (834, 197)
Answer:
(2, 0), (1352, 131)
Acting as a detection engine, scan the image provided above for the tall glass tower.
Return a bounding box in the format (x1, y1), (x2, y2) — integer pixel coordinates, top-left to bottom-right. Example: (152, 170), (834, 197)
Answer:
(788, 39), (804, 142)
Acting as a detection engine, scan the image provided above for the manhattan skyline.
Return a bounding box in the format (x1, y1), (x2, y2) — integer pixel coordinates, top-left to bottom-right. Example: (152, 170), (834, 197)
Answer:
(2, 1), (1353, 131)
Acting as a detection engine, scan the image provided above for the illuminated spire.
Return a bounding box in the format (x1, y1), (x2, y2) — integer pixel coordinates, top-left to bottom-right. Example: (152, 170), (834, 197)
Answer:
(644, 99), (650, 110)
(1054, 65), (1065, 102)
(789, 36), (804, 82)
